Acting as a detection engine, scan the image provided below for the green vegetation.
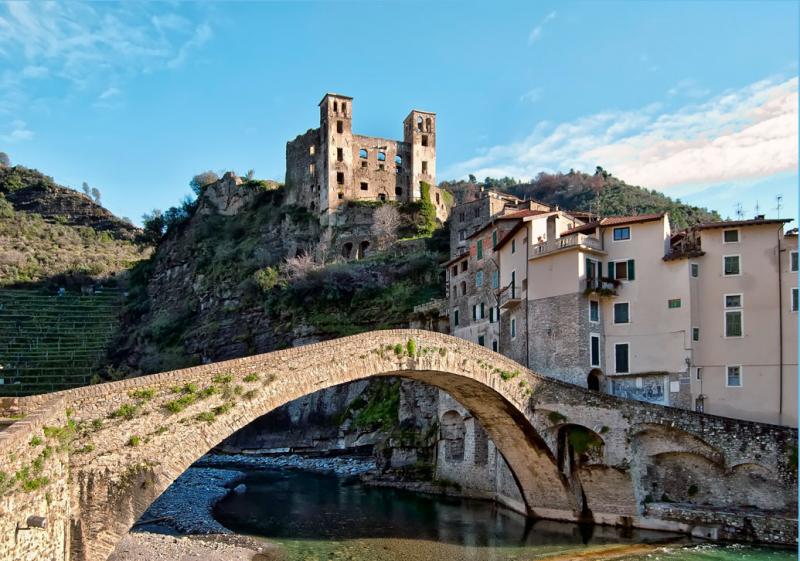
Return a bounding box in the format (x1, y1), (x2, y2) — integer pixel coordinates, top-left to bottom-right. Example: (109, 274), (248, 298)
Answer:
(109, 403), (139, 420)
(29, 436), (42, 447)
(406, 339), (417, 357)
(127, 435), (141, 447)
(243, 373), (259, 383)
(548, 411), (567, 424)
(213, 374), (232, 384)
(129, 388), (156, 400)
(566, 426), (604, 456)
(340, 379), (401, 431)
(196, 411), (216, 423)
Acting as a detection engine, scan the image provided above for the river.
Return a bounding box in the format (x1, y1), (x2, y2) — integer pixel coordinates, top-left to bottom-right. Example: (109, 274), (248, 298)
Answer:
(211, 467), (795, 561)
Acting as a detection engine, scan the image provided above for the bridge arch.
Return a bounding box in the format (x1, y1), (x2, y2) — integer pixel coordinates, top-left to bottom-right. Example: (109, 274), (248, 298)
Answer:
(42, 330), (577, 561)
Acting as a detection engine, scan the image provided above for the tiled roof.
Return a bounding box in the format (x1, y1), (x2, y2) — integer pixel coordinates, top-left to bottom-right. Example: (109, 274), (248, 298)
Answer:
(496, 209), (550, 220)
(560, 213), (665, 236)
(694, 218), (793, 230)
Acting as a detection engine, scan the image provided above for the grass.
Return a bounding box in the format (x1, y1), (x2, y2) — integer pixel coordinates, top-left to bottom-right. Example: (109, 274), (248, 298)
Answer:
(127, 435), (142, 447)
(129, 388), (155, 400)
(109, 403), (139, 420)
(243, 373), (259, 383)
(29, 436), (42, 447)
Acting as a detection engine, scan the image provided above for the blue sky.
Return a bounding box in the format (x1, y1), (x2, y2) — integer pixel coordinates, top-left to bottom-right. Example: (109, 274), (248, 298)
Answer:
(0, 1), (797, 225)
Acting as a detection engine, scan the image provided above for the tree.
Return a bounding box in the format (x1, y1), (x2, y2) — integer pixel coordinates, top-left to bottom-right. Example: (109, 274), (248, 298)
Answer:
(139, 209), (165, 245)
(371, 204), (401, 250)
(468, 174), (477, 184)
(245, 169), (255, 181)
(0, 152), (10, 167)
(90, 187), (101, 205)
(82, 182), (91, 196)
(190, 171), (220, 195)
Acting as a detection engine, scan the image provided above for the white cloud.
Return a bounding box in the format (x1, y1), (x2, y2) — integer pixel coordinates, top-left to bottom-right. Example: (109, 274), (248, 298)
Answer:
(1, 119), (34, 142)
(528, 11), (556, 45)
(98, 87), (121, 100)
(444, 76), (798, 192)
(520, 88), (543, 104)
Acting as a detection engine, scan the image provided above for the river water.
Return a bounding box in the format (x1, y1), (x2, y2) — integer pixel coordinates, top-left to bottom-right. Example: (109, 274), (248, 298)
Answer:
(213, 468), (795, 561)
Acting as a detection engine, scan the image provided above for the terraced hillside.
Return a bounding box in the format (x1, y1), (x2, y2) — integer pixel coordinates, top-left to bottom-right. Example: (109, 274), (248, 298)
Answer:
(0, 288), (123, 395)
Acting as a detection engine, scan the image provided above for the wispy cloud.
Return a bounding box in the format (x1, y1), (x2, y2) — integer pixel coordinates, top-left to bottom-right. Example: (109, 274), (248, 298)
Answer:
(520, 88), (543, 104)
(667, 78), (711, 98)
(1, 119), (34, 143)
(444, 76), (798, 192)
(0, 2), (213, 112)
(528, 11), (556, 45)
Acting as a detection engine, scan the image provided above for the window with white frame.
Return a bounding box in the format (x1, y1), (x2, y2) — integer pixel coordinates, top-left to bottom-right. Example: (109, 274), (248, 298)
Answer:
(691, 263), (699, 278)
(589, 300), (599, 323)
(792, 251), (799, 272)
(726, 365), (742, 387)
(590, 334), (600, 367)
(723, 255), (741, 276)
(511, 317), (517, 339)
(608, 259), (635, 281)
(724, 293), (743, 338)
(792, 287), (798, 312)
(668, 298), (681, 309)
(613, 302), (630, 324)
(615, 343), (630, 374)
(723, 229), (739, 243)
(613, 227), (631, 241)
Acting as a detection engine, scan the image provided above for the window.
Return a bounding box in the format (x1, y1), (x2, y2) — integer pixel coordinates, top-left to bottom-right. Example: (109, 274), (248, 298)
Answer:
(615, 343), (630, 373)
(333, 100), (338, 112)
(723, 229), (739, 243)
(378, 193), (386, 202)
(492, 340), (498, 352)
(668, 298), (681, 309)
(590, 334), (600, 367)
(479, 303), (485, 319)
(459, 212), (465, 222)
(792, 251), (798, 272)
(475, 270), (484, 288)
(377, 152), (386, 162)
(460, 261), (468, 273)
(489, 306), (495, 323)
(476, 240), (483, 259)
(336, 120), (343, 134)
(608, 260), (635, 280)
(342, 102), (347, 114)
(725, 306), (743, 338)
(491, 270), (499, 289)
(421, 134), (429, 147)
(589, 300), (599, 323)
(422, 161), (428, 174)
(792, 288), (799, 312)
(473, 208), (480, 218)
(453, 309), (459, 327)
(337, 148), (344, 162)
(511, 317), (517, 339)
(695, 367), (702, 381)
(511, 239), (516, 253)
(613, 302), (630, 324)
(613, 227), (631, 241)
(458, 230), (466, 241)
(451, 266), (458, 277)
(395, 187), (402, 195)
(359, 148), (368, 159)
(360, 182), (368, 191)
(417, 116), (423, 131)
(492, 230), (497, 247)
(395, 155), (402, 166)
(692, 327), (700, 342)
(478, 335), (485, 347)
(309, 145), (315, 155)
(460, 281), (466, 295)
(691, 263), (699, 278)
(472, 305), (477, 320)
(726, 365), (742, 387)
(338, 192), (344, 199)
(336, 172), (344, 184)
(723, 255), (741, 276)
(308, 163), (315, 177)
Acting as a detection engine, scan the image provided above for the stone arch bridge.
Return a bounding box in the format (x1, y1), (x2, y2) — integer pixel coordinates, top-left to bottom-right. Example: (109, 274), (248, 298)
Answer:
(0, 330), (796, 561)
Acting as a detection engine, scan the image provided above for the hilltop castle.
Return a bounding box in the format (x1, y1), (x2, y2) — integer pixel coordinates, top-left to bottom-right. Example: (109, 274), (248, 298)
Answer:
(285, 93), (441, 226)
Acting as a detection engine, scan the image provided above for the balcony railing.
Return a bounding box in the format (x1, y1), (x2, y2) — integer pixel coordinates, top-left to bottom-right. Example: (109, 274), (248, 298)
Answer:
(584, 276), (620, 297)
(499, 284), (523, 308)
(531, 233), (603, 257)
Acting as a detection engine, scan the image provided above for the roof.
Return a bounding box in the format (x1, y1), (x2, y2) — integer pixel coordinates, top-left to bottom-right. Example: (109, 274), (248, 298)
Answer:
(694, 218), (793, 230)
(496, 209), (550, 220)
(318, 93), (353, 105)
(494, 221), (527, 251)
(560, 213), (666, 236)
(785, 228), (798, 237)
(442, 252), (469, 268)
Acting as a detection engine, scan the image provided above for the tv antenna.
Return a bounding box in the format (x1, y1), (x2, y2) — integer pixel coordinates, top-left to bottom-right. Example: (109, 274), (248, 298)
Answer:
(775, 194), (783, 219)
(734, 202), (744, 220)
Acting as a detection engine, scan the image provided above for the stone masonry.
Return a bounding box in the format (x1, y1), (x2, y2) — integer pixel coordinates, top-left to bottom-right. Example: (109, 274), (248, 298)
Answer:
(0, 330), (796, 561)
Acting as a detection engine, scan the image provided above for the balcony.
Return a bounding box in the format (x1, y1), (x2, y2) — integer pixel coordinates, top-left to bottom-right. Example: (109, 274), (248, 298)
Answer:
(531, 233), (603, 257)
(584, 276), (621, 297)
(499, 284), (523, 308)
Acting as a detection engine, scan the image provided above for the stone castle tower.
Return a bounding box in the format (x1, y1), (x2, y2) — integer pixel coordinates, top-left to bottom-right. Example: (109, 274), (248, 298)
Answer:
(286, 93), (438, 225)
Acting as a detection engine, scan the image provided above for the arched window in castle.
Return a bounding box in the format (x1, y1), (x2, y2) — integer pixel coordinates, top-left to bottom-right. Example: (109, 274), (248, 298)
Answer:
(417, 116), (423, 131)
(441, 410), (466, 462)
(309, 145), (315, 155)
(336, 120), (343, 133)
(342, 101), (347, 114)
(359, 148), (368, 159)
(426, 117), (432, 132)
(460, 281), (467, 296)
(333, 100), (338, 112)
(395, 155), (402, 174)
(379, 193), (386, 202)
(309, 201), (316, 212)
(377, 151), (386, 162)
(357, 240), (370, 260)
(308, 163), (315, 177)
(342, 242), (353, 259)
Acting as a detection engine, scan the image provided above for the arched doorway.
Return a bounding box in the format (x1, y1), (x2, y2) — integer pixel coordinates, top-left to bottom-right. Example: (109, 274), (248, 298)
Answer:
(357, 240), (370, 260)
(341, 242), (353, 259)
(587, 369), (603, 392)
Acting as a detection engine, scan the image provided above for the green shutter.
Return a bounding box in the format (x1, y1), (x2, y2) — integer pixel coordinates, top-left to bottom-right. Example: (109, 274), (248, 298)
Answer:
(627, 259), (635, 280)
(607, 262), (614, 279)
(585, 258), (591, 277)
(492, 230), (497, 247)
(477, 240), (483, 259)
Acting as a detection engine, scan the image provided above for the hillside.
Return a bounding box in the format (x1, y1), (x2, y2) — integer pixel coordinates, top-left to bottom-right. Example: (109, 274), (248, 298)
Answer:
(0, 166), (148, 287)
(440, 169), (721, 230)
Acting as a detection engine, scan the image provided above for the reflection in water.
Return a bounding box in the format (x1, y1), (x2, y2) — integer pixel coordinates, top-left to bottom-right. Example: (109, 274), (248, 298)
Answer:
(214, 469), (677, 560)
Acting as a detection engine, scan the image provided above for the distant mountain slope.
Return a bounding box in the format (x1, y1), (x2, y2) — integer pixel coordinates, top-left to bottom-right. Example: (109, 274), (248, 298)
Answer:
(0, 165), (148, 287)
(0, 165), (139, 241)
(441, 169), (721, 230)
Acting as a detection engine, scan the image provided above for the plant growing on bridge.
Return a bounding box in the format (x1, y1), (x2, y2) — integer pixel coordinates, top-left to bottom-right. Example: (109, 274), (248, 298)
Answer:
(127, 435), (141, 447)
(29, 436), (42, 447)
(109, 403), (139, 420)
(548, 411), (567, 424)
(406, 338), (417, 357)
(243, 372), (259, 383)
(213, 374), (233, 384)
(129, 388), (156, 400)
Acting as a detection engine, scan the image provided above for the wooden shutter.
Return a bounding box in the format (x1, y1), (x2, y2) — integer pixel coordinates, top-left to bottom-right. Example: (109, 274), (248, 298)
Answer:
(627, 259), (635, 280)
